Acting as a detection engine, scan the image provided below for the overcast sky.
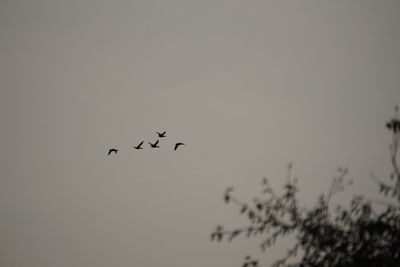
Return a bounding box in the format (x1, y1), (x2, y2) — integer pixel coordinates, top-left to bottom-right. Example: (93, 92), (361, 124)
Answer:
(1, 1), (400, 266)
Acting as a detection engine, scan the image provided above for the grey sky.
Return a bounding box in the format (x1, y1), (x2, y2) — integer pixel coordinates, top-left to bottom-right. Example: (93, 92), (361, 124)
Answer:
(1, 1), (400, 266)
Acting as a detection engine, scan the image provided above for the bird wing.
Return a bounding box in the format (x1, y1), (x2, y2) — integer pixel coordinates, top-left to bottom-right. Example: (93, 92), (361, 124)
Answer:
(108, 150), (112, 155)
(154, 140), (159, 145)
(148, 142), (153, 146)
(162, 131), (166, 135)
(138, 141), (144, 146)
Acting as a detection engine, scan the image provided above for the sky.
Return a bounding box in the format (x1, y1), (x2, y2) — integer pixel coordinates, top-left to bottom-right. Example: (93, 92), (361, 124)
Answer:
(1, 1), (400, 266)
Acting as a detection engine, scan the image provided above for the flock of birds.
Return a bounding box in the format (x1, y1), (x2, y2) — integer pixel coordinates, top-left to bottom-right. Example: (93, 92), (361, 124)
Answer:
(107, 131), (185, 155)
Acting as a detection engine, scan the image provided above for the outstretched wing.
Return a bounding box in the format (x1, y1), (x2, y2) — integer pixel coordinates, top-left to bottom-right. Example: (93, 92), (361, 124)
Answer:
(154, 140), (159, 145)
(138, 141), (144, 147)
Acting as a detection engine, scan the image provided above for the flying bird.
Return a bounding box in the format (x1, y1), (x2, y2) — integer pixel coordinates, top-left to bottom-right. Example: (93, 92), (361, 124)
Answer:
(133, 141), (144, 150)
(156, 131), (167, 138)
(108, 148), (118, 155)
(174, 142), (185, 151)
(148, 140), (160, 148)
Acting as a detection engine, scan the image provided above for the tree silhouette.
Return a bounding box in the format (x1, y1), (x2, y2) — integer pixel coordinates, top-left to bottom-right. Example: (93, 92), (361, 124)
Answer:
(211, 107), (400, 267)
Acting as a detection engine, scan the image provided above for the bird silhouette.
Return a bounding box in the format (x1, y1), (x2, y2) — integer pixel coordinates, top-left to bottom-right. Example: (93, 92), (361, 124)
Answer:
(148, 140), (160, 148)
(133, 141), (144, 150)
(108, 148), (118, 155)
(243, 256), (259, 267)
(174, 142), (185, 151)
(156, 131), (167, 138)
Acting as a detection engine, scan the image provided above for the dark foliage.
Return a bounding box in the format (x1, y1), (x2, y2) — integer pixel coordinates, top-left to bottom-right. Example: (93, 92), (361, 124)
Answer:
(211, 107), (400, 267)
